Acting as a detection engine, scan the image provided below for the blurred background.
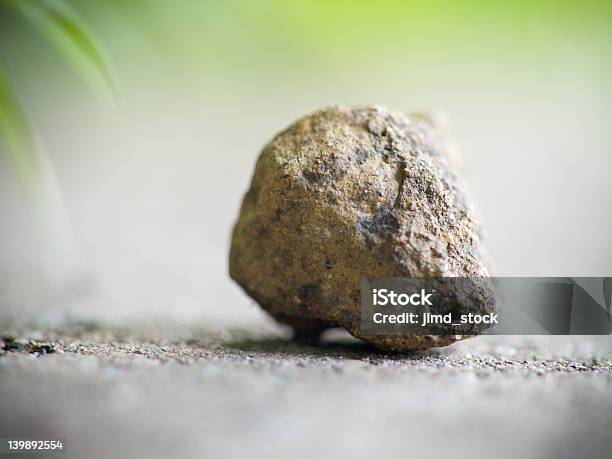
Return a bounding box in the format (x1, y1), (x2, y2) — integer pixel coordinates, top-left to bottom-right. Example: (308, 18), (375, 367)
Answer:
(0, 0), (611, 326)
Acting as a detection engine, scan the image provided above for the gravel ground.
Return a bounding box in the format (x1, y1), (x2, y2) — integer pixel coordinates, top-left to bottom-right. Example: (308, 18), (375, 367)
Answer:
(0, 320), (611, 459)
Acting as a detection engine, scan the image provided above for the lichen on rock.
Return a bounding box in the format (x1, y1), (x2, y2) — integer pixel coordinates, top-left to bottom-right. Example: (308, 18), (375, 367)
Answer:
(229, 105), (493, 351)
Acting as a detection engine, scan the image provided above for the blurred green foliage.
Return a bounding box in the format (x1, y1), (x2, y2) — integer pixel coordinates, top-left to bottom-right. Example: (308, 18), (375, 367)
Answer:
(0, 0), (113, 193)
(0, 65), (39, 190)
(15, 0), (114, 96)
(1, 0), (610, 179)
(77, 0), (611, 61)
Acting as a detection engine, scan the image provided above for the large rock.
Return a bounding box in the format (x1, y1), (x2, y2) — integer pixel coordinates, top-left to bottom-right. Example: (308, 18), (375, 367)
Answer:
(230, 106), (492, 351)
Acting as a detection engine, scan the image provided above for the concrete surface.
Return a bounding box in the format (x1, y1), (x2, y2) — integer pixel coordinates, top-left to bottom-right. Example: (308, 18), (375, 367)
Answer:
(0, 320), (611, 459)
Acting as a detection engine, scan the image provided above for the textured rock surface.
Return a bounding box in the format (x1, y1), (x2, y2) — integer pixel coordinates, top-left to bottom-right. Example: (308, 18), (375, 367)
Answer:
(230, 105), (492, 351)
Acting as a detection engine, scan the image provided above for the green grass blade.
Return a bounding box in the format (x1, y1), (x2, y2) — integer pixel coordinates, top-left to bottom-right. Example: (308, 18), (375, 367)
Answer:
(15, 0), (115, 98)
(0, 64), (41, 193)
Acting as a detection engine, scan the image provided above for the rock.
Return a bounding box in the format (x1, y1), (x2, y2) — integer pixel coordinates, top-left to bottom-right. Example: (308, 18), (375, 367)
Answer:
(230, 105), (493, 351)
